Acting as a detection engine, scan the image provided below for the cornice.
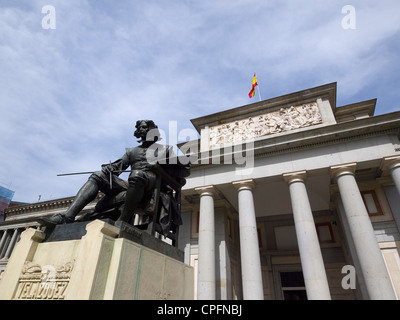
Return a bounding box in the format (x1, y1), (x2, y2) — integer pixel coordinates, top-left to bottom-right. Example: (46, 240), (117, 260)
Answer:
(335, 98), (376, 120)
(4, 193), (103, 220)
(5, 197), (73, 217)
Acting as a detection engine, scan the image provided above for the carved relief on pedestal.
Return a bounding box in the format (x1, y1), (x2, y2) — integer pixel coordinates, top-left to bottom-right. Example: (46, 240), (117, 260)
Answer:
(14, 260), (74, 300)
(209, 102), (322, 148)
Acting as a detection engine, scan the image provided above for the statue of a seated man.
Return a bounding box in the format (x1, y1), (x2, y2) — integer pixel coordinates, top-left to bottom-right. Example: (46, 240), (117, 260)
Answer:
(47, 120), (190, 232)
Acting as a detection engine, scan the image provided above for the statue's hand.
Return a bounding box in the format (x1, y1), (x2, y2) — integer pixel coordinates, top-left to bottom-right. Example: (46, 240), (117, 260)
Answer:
(101, 164), (113, 175)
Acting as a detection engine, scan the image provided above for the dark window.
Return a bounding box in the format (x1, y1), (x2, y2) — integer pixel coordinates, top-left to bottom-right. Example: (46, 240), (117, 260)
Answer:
(280, 271), (307, 300)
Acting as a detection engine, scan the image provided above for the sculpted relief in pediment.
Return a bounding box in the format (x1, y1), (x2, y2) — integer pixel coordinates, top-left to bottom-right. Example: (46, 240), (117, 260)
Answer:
(209, 102), (322, 148)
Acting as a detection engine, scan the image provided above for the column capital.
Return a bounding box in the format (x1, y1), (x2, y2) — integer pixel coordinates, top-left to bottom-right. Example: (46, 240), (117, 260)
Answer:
(330, 163), (357, 179)
(232, 179), (256, 191)
(283, 170), (307, 184)
(380, 156), (400, 171)
(195, 185), (216, 197)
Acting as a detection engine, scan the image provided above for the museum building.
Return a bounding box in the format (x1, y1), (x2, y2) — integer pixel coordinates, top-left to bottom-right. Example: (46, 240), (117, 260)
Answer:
(2, 82), (400, 300)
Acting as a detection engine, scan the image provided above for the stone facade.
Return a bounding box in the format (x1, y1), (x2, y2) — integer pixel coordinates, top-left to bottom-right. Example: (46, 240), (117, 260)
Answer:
(183, 82), (400, 300)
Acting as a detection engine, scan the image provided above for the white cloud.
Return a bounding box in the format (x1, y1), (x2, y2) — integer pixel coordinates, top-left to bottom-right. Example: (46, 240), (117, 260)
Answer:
(0, 0), (399, 202)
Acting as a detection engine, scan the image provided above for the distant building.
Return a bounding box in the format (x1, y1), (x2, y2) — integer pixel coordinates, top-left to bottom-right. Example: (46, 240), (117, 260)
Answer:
(2, 82), (400, 300)
(0, 186), (15, 223)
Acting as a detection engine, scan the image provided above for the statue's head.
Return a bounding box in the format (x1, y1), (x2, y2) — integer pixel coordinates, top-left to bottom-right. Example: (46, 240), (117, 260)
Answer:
(134, 120), (160, 142)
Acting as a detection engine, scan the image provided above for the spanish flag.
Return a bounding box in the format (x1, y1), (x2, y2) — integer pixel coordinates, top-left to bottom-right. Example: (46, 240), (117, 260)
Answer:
(248, 73), (258, 98)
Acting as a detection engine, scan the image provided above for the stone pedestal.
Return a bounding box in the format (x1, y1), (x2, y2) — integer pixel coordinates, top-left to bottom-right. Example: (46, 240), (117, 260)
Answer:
(0, 220), (194, 300)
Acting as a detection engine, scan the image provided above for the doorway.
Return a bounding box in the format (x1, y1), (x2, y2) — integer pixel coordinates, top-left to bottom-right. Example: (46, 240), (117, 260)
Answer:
(280, 271), (307, 300)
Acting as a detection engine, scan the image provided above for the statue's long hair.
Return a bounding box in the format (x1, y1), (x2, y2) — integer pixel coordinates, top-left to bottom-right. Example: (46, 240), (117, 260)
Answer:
(134, 120), (160, 142)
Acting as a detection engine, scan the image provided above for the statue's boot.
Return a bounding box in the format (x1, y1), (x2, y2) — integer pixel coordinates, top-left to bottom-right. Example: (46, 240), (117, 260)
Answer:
(47, 180), (99, 224)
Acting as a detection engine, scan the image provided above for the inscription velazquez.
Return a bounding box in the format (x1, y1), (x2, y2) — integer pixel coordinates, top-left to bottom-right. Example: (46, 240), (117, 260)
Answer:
(120, 222), (142, 240)
(14, 260), (74, 300)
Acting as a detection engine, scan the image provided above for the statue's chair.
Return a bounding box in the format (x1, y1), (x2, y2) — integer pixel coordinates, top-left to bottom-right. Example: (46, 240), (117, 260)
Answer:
(79, 164), (188, 248)
(133, 164), (185, 247)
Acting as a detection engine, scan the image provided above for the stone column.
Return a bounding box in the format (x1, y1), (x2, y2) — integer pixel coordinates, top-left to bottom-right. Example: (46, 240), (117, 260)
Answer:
(331, 163), (396, 300)
(382, 156), (400, 197)
(195, 185), (216, 300)
(178, 210), (192, 266)
(4, 229), (20, 259)
(283, 171), (331, 300)
(215, 206), (232, 300)
(381, 156), (400, 241)
(232, 179), (264, 300)
(0, 230), (8, 259)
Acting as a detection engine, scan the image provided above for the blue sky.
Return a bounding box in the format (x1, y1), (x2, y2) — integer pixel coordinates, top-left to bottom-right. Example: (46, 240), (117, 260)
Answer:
(1, 0), (400, 203)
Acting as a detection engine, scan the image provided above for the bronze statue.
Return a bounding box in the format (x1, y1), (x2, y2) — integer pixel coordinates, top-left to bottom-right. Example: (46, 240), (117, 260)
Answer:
(47, 120), (190, 235)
